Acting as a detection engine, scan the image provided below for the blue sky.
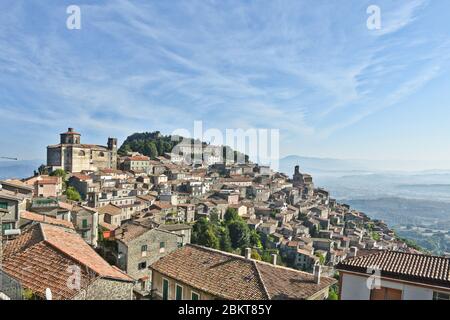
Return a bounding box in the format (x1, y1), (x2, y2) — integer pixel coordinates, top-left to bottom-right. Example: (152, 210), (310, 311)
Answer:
(1, 0), (450, 168)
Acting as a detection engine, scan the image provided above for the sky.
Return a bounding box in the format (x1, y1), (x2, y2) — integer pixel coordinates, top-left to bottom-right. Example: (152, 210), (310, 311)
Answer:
(1, 0), (450, 169)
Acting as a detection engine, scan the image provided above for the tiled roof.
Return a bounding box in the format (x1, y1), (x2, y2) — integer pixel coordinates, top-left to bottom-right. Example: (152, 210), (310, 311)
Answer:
(150, 244), (336, 300)
(97, 203), (122, 216)
(126, 156), (150, 161)
(20, 211), (74, 229)
(2, 223), (133, 300)
(336, 250), (450, 288)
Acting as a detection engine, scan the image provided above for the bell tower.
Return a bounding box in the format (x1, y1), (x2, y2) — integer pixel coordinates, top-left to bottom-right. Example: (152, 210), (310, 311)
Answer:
(60, 128), (81, 144)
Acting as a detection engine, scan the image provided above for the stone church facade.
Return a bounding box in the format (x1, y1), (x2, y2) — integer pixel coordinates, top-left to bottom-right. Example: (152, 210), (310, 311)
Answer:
(47, 128), (117, 173)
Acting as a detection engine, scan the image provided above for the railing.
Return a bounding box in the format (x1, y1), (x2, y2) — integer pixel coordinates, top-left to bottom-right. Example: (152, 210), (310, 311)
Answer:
(0, 269), (23, 300)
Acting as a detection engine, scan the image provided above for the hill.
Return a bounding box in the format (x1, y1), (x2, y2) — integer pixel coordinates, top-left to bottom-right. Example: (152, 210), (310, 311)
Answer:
(118, 131), (249, 163)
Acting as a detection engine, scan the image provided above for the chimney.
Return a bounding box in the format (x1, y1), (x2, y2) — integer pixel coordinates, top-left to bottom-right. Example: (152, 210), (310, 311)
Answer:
(244, 247), (252, 260)
(314, 264), (321, 284)
(349, 246), (358, 258)
(271, 253), (277, 265)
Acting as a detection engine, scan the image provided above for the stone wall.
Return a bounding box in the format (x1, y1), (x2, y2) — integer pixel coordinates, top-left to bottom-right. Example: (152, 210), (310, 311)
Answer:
(73, 278), (134, 300)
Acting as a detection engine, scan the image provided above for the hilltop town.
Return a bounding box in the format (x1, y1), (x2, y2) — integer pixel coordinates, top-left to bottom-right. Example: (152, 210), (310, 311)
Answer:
(1, 128), (447, 301)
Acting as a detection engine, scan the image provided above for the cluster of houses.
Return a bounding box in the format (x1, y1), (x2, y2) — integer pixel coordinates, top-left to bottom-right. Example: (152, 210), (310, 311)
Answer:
(0, 128), (449, 300)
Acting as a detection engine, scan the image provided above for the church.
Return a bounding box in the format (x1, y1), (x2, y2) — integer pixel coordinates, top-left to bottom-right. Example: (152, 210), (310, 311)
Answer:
(47, 128), (118, 173)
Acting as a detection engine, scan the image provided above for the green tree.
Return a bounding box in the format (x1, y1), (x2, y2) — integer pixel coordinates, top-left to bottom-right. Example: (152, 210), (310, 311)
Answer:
(143, 141), (158, 159)
(249, 230), (262, 248)
(224, 208), (239, 224)
(35, 164), (49, 176)
(65, 186), (81, 201)
(228, 220), (250, 249)
(192, 218), (220, 249)
(50, 169), (67, 181)
(219, 227), (233, 252)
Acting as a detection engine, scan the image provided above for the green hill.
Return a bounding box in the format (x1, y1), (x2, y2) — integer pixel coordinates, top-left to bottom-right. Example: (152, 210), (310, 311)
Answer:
(118, 131), (249, 163)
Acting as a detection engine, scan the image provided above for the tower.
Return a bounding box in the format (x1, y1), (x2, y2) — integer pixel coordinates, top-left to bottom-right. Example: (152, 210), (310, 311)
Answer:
(107, 137), (117, 151)
(108, 137), (118, 169)
(60, 128), (81, 144)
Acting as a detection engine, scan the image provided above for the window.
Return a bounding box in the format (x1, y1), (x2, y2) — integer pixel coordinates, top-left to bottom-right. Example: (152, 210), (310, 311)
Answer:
(162, 278), (169, 300)
(370, 287), (402, 300)
(138, 262), (147, 270)
(141, 245), (148, 257)
(191, 291), (200, 300)
(175, 284), (183, 300)
(78, 150), (86, 156)
(433, 292), (450, 300)
(159, 241), (166, 253)
(0, 202), (8, 210)
(82, 219), (88, 228)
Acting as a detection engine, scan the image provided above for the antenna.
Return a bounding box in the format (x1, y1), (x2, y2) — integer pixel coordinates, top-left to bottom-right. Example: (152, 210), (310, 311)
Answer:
(0, 157), (18, 160)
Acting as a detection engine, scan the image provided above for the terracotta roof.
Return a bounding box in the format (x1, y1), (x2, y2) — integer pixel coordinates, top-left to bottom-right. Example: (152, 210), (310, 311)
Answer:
(150, 244), (336, 300)
(71, 173), (91, 181)
(336, 250), (450, 288)
(97, 203), (122, 216)
(126, 156), (150, 161)
(20, 211), (74, 229)
(1, 179), (34, 190)
(2, 224), (133, 300)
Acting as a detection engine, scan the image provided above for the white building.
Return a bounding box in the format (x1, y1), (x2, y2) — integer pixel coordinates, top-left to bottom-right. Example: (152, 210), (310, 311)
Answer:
(336, 250), (450, 300)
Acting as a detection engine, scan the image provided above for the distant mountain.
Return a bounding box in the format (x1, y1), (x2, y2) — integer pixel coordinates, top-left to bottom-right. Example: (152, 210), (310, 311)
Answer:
(280, 155), (450, 176)
(0, 160), (43, 180)
(279, 155), (373, 177)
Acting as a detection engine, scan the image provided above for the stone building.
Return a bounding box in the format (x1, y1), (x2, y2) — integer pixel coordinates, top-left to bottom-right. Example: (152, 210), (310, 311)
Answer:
(47, 128), (118, 173)
(112, 220), (180, 299)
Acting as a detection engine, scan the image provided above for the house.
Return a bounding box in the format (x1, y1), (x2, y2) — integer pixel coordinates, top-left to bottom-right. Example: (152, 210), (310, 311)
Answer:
(149, 244), (336, 300)
(71, 205), (99, 247)
(336, 250), (450, 300)
(112, 220), (180, 299)
(0, 179), (34, 197)
(1, 223), (133, 300)
(24, 175), (63, 198)
(122, 155), (150, 173)
(295, 248), (319, 272)
(158, 223), (192, 247)
(0, 185), (29, 231)
(98, 203), (124, 227)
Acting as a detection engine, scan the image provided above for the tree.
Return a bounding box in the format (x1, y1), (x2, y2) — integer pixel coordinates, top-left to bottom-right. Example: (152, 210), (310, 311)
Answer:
(192, 218), (220, 249)
(35, 164), (49, 176)
(50, 169), (67, 181)
(219, 227), (233, 252)
(224, 208), (239, 224)
(143, 141), (158, 159)
(250, 249), (261, 261)
(65, 186), (81, 201)
(228, 220), (250, 249)
(249, 230), (262, 248)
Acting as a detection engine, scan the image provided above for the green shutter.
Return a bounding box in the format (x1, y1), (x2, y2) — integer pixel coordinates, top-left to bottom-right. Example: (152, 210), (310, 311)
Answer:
(162, 279), (169, 300)
(191, 292), (199, 300)
(0, 202), (8, 210)
(82, 219), (88, 228)
(176, 285), (183, 300)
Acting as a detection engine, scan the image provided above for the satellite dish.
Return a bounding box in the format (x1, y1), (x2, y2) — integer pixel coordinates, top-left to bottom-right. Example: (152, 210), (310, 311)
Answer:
(45, 288), (52, 300)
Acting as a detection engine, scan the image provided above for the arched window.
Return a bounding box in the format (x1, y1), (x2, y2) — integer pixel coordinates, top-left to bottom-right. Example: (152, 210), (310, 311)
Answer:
(78, 150), (86, 156)
(99, 152), (105, 157)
